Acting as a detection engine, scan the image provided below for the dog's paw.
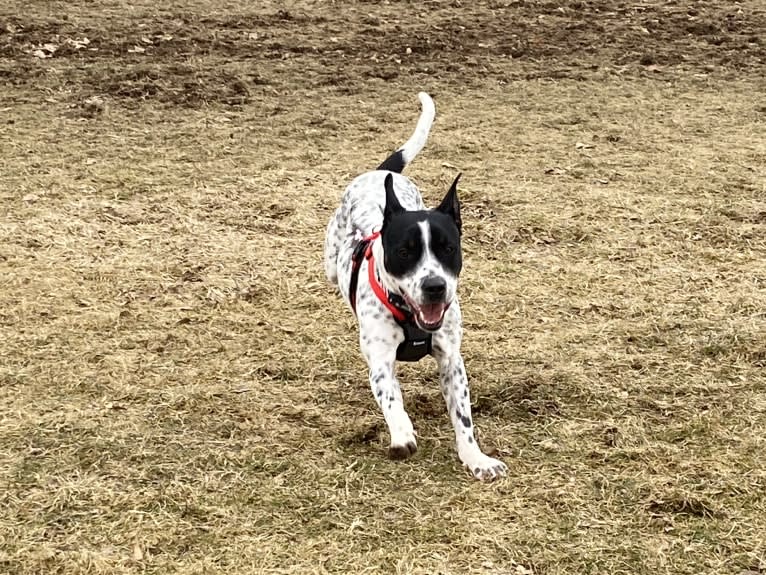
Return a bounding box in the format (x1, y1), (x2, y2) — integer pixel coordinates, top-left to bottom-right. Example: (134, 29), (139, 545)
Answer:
(464, 454), (507, 481)
(388, 438), (417, 460)
(387, 414), (417, 460)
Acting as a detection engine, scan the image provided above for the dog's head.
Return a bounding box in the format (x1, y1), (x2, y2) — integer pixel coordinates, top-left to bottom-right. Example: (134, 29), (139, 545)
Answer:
(380, 173), (462, 332)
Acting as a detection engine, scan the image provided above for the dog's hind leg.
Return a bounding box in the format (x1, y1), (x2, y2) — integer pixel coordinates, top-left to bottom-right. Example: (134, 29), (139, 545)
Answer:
(324, 207), (343, 286)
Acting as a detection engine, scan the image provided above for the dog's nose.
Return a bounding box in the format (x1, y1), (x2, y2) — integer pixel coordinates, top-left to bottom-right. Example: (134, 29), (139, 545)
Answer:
(422, 276), (447, 301)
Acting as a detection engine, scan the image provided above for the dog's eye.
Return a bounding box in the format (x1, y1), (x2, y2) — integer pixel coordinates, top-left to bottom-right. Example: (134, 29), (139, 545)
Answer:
(397, 247), (409, 259)
(444, 245), (456, 255)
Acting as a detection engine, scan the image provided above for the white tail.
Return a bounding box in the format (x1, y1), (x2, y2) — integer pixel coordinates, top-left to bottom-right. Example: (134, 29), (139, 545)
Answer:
(399, 92), (436, 164)
(377, 92), (436, 173)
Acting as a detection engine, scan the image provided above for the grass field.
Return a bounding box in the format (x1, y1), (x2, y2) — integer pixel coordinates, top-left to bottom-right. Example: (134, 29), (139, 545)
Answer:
(1, 1), (765, 573)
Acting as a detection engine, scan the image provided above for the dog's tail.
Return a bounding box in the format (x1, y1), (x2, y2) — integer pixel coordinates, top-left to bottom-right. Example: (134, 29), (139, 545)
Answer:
(377, 92), (435, 173)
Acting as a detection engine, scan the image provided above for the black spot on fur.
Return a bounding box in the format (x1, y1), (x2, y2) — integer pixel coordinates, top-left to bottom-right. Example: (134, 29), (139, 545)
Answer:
(377, 150), (406, 173)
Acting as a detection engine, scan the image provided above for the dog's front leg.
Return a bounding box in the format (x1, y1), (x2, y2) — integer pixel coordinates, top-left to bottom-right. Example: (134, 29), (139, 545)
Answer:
(433, 319), (507, 480)
(437, 353), (507, 480)
(360, 333), (417, 460)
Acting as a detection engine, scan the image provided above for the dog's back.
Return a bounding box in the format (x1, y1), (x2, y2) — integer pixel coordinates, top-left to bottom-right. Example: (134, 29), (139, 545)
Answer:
(324, 93), (436, 287)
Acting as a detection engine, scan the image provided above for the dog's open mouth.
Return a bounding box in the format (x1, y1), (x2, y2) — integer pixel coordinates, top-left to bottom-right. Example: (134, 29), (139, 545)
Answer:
(405, 297), (448, 331)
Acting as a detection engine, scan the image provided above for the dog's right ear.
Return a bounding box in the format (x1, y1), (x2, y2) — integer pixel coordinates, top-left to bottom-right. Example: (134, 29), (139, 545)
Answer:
(383, 173), (404, 228)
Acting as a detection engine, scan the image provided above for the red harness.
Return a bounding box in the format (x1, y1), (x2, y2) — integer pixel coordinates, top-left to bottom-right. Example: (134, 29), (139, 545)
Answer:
(348, 232), (434, 362)
(349, 232), (407, 322)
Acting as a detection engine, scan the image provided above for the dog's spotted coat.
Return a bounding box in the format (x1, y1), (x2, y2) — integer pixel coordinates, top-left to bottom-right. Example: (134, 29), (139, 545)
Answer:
(324, 93), (507, 480)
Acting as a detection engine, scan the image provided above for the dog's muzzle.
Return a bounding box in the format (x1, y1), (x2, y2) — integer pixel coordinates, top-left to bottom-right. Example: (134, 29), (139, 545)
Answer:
(405, 277), (450, 331)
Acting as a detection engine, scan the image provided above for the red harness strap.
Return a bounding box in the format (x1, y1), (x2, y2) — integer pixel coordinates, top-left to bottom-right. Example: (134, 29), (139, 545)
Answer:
(348, 232), (434, 363)
(349, 232), (379, 315)
(349, 232), (407, 323)
(364, 238), (409, 323)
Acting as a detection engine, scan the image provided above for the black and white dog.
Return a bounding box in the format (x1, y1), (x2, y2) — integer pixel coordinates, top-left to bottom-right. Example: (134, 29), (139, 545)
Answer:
(324, 93), (507, 480)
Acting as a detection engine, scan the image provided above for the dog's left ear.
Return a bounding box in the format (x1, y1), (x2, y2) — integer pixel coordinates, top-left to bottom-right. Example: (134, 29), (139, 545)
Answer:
(436, 173), (462, 234)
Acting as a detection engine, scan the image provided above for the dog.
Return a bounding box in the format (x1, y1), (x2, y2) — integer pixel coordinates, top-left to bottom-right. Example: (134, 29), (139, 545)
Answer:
(324, 92), (507, 481)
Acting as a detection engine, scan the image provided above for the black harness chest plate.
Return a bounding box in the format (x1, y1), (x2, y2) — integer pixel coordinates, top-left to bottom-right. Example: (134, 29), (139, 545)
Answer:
(396, 321), (433, 362)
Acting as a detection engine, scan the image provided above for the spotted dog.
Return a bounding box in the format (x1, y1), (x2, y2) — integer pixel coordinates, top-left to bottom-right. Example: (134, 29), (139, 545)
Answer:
(324, 92), (507, 481)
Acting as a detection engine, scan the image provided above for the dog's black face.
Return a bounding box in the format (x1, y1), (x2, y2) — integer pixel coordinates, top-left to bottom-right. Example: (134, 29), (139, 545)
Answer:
(380, 173), (462, 331)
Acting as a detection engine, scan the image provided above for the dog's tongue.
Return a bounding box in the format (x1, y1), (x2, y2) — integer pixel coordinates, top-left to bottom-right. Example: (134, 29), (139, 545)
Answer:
(419, 303), (447, 326)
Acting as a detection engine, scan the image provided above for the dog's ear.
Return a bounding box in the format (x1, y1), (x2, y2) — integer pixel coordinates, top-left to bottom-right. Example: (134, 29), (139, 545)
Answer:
(383, 173), (404, 227)
(436, 173), (462, 234)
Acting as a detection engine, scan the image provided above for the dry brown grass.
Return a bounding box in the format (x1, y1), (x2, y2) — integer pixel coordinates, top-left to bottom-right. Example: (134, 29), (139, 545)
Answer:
(1, 1), (765, 573)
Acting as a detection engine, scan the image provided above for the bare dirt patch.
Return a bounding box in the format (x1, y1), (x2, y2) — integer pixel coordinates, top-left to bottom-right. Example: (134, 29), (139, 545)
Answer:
(2, 0), (764, 105)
